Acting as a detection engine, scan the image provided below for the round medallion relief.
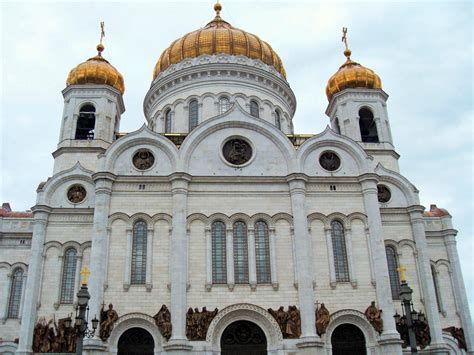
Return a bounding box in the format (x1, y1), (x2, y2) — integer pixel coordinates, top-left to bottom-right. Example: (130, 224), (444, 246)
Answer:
(377, 184), (391, 203)
(319, 151), (341, 171)
(67, 184), (87, 204)
(222, 138), (252, 166)
(133, 149), (155, 170)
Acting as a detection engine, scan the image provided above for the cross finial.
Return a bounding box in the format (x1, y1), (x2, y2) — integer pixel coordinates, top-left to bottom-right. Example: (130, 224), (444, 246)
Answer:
(341, 27), (351, 60)
(100, 22), (105, 45)
(397, 265), (407, 282)
(80, 266), (91, 286)
(214, 0), (222, 17)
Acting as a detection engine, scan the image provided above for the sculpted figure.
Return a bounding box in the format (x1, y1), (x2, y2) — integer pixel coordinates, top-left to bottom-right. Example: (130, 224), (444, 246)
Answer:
(364, 301), (383, 334)
(186, 306), (219, 340)
(415, 319), (431, 349)
(315, 303), (330, 336)
(100, 303), (119, 341)
(154, 304), (172, 340)
(186, 308), (196, 340)
(33, 318), (46, 352)
(286, 306), (301, 339)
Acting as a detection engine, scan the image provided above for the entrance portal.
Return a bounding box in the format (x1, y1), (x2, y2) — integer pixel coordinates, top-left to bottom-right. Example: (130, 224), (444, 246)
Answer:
(331, 323), (366, 355)
(118, 327), (154, 355)
(221, 320), (267, 355)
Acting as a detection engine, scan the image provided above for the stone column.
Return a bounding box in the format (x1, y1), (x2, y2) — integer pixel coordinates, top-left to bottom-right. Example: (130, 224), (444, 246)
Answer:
(18, 271), (28, 322)
(205, 227), (212, 291)
(83, 172), (115, 351)
(345, 228), (358, 288)
(54, 255), (64, 309)
(325, 228), (337, 288)
(164, 174), (192, 352)
(123, 228), (132, 290)
(358, 175), (402, 354)
(1, 272), (12, 323)
(146, 227), (154, 291)
(407, 206), (448, 353)
(286, 175), (322, 351)
(248, 228), (257, 290)
(444, 232), (474, 352)
(269, 228), (278, 290)
(16, 205), (51, 355)
(226, 227), (235, 290)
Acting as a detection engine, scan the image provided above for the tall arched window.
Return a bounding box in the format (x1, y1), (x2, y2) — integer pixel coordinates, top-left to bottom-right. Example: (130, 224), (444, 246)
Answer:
(219, 97), (230, 115)
(131, 221), (147, 284)
(431, 264), (442, 312)
(250, 100), (259, 118)
(255, 221), (271, 283)
(359, 108), (379, 143)
(60, 248), (77, 304)
(275, 110), (281, 130)
(385, 245), (401, 299)
(75, 104), (96, 140)
(212, 221), (227, 284)
(188, 99), (199, 131)
(233, 221), (249, 284)
(8, 268), (24, 318)
(165, 109), (172, 133)
(331, 221), (350, 282)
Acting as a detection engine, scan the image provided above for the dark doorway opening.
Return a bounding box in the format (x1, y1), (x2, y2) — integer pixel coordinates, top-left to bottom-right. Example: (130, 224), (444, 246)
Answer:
(331, 323), (367, 355)
(221, 320), (267, 355)
(118, 327), (154, 355)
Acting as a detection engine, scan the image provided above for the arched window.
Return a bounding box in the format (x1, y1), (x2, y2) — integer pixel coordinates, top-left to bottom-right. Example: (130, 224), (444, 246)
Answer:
(60, 248), (77, 304)
(250, 100), (259, 118)
(131, 221), (147, 284)
(431, 264), (442, 312)
(385, 245), (401, 299)
(233, 221), (249, 284)
(164, 109), (172, 133)
(212, 221), (227, 284)
(331, 221), (349, 282)
(359, 108), (379, 143)
(75, 104), (96, 140)
(188, 99), (199, 131)
(219, 97), (230, 115)
(255, 221), (271, 283)
(8, 268), (24, 318)
(275, 111), (281, 130)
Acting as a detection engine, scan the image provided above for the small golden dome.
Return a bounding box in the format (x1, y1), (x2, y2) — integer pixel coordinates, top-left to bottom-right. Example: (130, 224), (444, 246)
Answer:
(326, 49), (382, 101)
(66, 45), (125, 94)
(153, 2), (286, 80)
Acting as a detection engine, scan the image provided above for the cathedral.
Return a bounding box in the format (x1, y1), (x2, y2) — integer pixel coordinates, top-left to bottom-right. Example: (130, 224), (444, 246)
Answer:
(0, 2), (472, 355)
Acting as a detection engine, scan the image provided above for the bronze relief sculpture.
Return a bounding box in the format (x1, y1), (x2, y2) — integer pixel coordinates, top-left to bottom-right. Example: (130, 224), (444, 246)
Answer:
(319, 151), (341, 171)
(33, 317), (76, 353)
(67, 184), (86, 203)
(364, 301), (383, 334)
(133, 149), (155, 170)
(185, 307), (219, 340)
(315, 303), (330, 336)
(154, 304), (172, 340)
(268, 305), (301, 339)
(99, 303), (119, 341)
(223, 138), (252, 165)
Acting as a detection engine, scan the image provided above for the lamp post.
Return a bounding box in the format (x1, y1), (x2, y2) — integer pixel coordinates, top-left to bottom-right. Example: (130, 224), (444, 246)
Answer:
(75, 267), (99, 355)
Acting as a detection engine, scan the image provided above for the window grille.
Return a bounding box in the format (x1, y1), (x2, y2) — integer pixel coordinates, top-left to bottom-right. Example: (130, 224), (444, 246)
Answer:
(233, 221), (249, 284)
(189, 100), (199, 131)
(219, 97), (230, 114)
(212, 221), (227, 284)
(8, 268), (24, 318)
(331, 221), (350, 282)
(131, 221), (147, 284)
(385, 245), (401, 299)
(255, 221), (271, 283)
(60, 248), (77, 304)
(250, 100), (259, 118)
(165, 109), (172, 133)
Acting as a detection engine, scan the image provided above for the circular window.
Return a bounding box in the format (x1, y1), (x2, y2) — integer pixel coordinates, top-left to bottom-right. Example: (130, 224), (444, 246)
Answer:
(319, 151), (341, 171)
(67, 184), (87, 204)
(222, 138), (253, 166)
(377, 184), (391, 203)
(133, 149), (155, 170)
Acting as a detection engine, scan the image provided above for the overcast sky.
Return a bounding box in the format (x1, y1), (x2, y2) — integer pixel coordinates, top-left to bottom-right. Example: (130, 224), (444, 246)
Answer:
(1, 0), (473, 320)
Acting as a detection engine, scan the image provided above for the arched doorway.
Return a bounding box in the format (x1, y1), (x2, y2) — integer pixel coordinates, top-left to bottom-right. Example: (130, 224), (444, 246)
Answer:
(221, 320), (267, 355)
(331, 323), (366, 355)
(118, 327), (154, 355)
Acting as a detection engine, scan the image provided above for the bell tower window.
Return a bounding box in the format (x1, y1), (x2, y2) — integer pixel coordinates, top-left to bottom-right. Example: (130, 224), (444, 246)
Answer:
(250, 100), (259, 118)
(165, 109), (172, 133)
(75, 105), (96, 140)
(359, 108), (379, 143)
(219, 97), (230, 115)
(189, 99), (199, 131)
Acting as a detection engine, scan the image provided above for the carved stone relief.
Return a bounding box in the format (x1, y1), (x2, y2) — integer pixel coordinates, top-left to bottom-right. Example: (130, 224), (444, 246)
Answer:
(223, 138), (252, 165)
(133, 149), (155, 170)
(319, 151), (341, 171)
(364, 301), (383, 334)
(67, 184), (86, 203)
(99, 303), (119, 341)
(33, 317), (76, 353)
(153, 305), (172, 340)
(268, 305), (301, 339)
(443, 326), (467, 351)
(315, 303), (330, 336)
(185, 307), (218, 341)
(377, 184), (391, 203)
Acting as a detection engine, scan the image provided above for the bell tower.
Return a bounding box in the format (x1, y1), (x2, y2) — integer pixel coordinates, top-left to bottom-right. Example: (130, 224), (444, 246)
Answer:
(54, 23), (125, 174)
(325, 28), (398, 171)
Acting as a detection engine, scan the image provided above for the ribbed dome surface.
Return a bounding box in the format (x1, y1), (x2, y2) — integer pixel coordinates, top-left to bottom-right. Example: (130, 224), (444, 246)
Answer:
(153, 4), (286, 80)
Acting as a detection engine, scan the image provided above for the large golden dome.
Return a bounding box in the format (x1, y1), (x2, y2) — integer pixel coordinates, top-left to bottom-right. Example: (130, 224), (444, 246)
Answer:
(326, 48), (382, 101)
(67, 44), (125, 94)
(153, 2), (286, 80)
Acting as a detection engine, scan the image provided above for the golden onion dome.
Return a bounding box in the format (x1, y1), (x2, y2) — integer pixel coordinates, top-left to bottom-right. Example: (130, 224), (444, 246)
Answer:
(153, 2), (286, 80)
(326, 47), (382, 101)
(66, 44), (125, 94)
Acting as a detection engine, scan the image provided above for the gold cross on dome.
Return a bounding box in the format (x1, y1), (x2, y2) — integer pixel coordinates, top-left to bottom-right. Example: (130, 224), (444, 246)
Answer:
(342, 27), (348, 50)
(100, 21), (105, 45)
(397, 265), (407, 282)
(80, 266), (91, 285)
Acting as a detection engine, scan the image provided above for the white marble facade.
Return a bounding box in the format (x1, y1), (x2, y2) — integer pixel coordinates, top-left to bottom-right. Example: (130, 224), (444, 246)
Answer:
(0, 5), (472, 355)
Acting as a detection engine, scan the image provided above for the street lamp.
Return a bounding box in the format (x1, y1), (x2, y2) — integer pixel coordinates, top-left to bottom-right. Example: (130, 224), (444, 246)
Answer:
(75, 267), (99, 355)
